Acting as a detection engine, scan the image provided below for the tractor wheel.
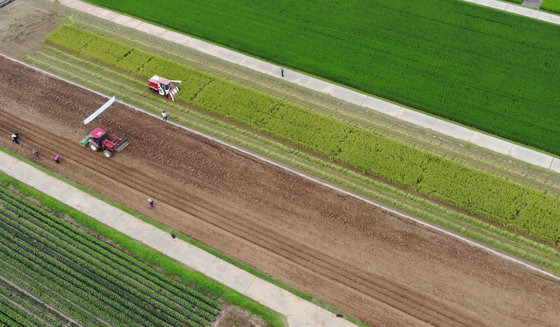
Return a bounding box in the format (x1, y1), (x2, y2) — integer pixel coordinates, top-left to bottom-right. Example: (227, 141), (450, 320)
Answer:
(103, 150), (113, 158)
(89, 143), (99, 151)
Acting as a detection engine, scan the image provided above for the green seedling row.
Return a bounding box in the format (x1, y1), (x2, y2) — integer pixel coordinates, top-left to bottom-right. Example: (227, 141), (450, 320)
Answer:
(0, 194), (221, 318)
(0, 291), (47, 327)
(0, 265), (87, 327)
(0, 257), (110, 326)
(46, 26), (560, 245)
(0, 277), (70, 327)
(0, 227), (160, 326)
(0, 185), (221, 326)
(0, 210), (207, 327)
(0, 188), (221, 313)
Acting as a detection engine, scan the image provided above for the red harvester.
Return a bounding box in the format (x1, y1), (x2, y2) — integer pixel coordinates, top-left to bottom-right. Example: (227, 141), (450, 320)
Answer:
(148, 75), (181, 101)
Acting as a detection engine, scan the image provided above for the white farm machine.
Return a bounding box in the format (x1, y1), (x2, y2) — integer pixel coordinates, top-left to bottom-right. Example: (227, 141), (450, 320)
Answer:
(148, 75), (182, 101)
(79, 96), (130, 158)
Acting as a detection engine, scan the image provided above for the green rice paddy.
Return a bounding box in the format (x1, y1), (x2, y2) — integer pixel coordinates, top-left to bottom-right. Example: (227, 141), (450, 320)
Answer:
(542, 0), (560, 13)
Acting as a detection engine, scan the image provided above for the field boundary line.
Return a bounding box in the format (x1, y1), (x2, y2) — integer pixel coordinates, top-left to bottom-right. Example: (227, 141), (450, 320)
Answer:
(51, 0), (560, 174)
(2, 52), (558, 283)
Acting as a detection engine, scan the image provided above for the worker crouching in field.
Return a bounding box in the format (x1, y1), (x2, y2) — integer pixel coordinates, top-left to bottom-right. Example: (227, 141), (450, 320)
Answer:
(54, 155), (61, 164)
(148, 198), (155, 209)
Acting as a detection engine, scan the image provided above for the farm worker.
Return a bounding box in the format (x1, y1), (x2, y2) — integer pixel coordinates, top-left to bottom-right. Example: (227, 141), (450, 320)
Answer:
(162, 111), (168, 121)
(280, 67), (285, 77)
(32, 149), (39, 160)
(148, 198), (155, 209)
(54, 155), (61, 164)
(11, 132), (19, 144)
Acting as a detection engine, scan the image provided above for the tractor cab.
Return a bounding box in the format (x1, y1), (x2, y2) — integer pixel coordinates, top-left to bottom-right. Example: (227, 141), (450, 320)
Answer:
(90, 127), (107, 140)
(89, 127), (109, 147)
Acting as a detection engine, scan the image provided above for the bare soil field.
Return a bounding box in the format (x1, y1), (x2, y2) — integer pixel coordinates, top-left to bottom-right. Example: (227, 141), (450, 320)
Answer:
(1, 52), (560, 327)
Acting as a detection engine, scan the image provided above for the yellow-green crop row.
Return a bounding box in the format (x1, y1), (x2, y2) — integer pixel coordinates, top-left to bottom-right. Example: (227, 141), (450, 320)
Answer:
(46, 25), (560, 246)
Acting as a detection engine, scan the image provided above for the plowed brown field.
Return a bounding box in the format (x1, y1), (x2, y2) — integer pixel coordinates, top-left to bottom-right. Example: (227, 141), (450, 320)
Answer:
(1, 56), (559, 327)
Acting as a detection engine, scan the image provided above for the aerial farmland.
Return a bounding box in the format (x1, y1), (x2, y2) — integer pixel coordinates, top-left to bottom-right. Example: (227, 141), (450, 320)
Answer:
(0, 0), (559, 326)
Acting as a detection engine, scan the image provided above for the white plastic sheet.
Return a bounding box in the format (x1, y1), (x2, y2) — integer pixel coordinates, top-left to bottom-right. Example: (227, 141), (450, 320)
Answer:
(83, 96), (116, 125)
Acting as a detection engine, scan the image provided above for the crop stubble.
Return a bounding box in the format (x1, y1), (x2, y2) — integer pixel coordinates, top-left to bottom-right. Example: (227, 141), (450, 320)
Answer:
(1, 57), (559, 326)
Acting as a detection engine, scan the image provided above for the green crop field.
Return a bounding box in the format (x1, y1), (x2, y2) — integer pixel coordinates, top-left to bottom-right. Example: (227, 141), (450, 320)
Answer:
(45, 26), (560, 246)
(82, 0), (560, 155)
(0, 183), (222, 326)
(542, 0), (560, 13)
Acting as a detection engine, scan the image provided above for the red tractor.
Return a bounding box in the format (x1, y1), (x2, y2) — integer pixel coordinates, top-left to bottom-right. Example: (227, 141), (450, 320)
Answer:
(80, 128), (130, 158)
(148, 75), (181, 101)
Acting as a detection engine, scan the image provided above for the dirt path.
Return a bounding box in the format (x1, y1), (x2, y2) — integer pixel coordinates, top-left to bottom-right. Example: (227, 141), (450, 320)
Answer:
(1, 53), (560, 327)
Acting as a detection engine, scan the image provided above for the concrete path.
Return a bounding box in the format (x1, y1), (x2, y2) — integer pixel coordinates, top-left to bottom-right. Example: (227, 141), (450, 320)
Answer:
(522, 0), (544, 9)
(465, 0), (560, 24)
(0, 150), (356, 327)
(52, 0), (560, 174)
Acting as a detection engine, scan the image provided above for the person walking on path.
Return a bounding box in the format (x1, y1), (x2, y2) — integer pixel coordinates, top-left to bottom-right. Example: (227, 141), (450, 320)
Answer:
(54, 155), (61, 164)
(11, 132), (19, 144)
(32, 149), (39, 160)
(280, 67), (285, 77)
(148, 198), (155, 209)
(162, 110), (168, 121)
